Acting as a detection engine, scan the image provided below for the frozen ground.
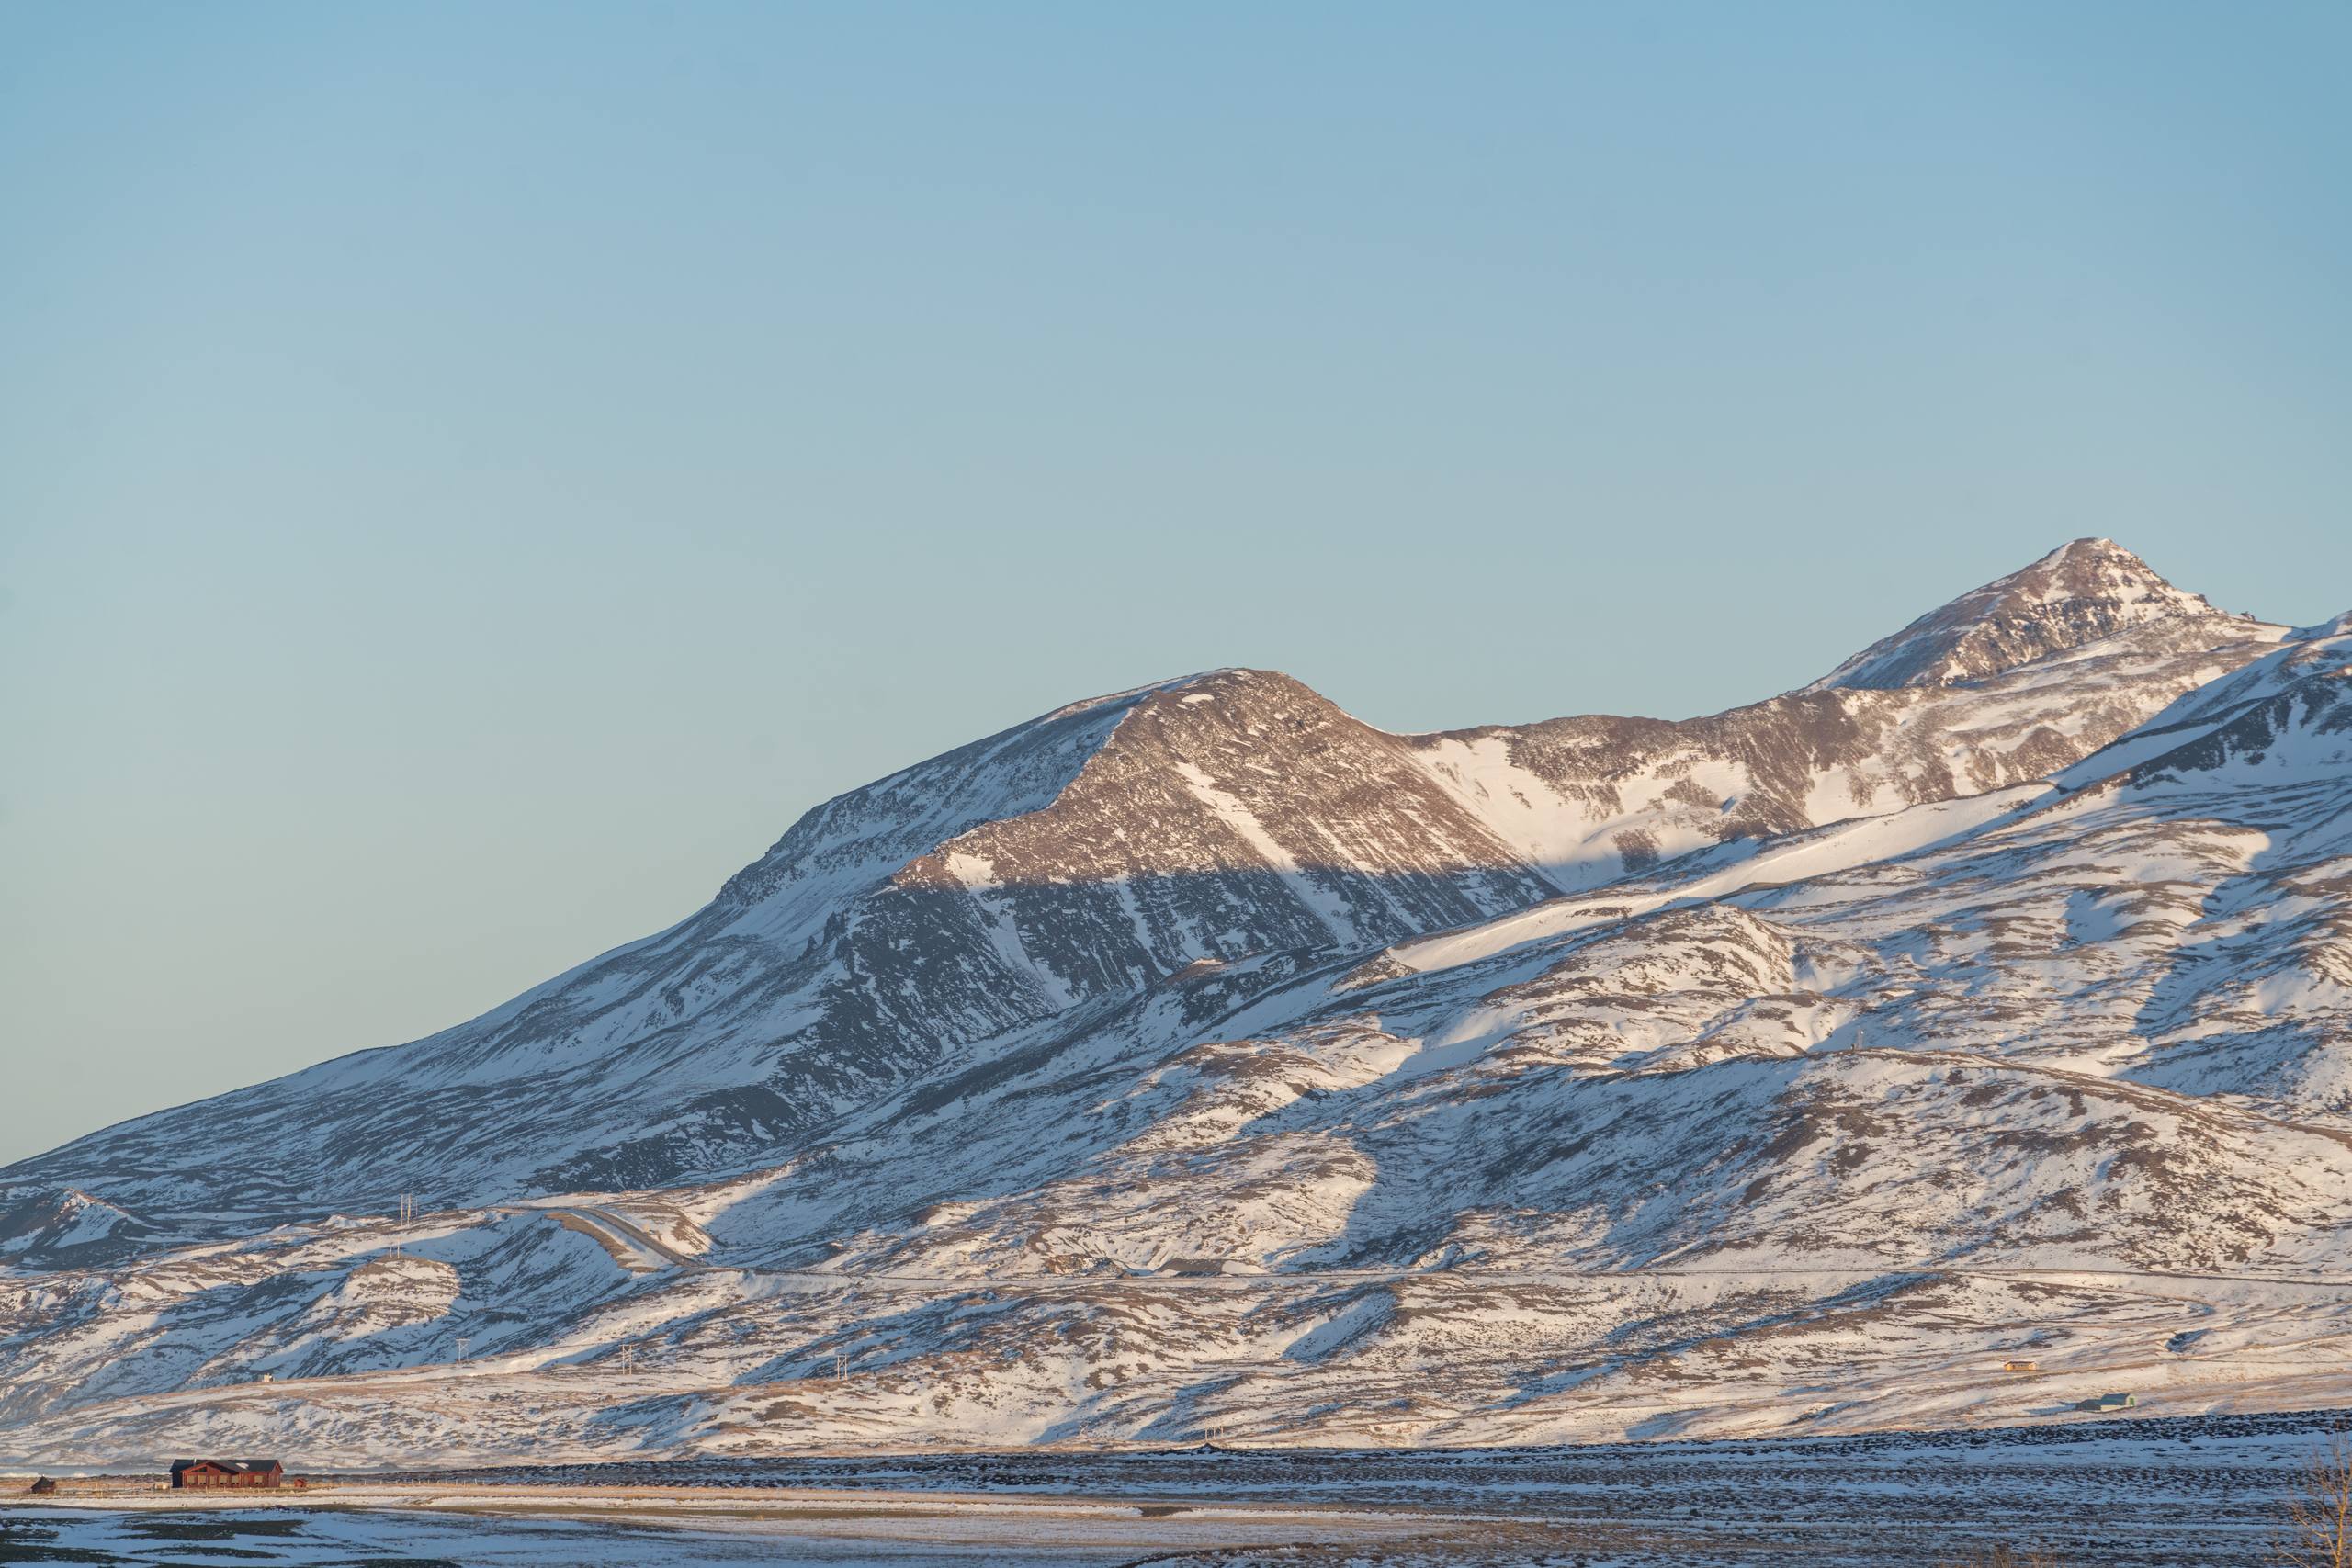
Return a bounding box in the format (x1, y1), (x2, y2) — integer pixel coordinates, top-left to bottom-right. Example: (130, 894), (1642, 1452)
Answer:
(8, 1410), (2343, 1565)
(378, 1410), (2344, 1563)
(0, 1506), (1157, 1566)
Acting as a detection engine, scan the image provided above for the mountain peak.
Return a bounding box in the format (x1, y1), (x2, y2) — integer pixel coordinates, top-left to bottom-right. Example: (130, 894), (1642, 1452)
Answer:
(1804, 537), (2223, 693)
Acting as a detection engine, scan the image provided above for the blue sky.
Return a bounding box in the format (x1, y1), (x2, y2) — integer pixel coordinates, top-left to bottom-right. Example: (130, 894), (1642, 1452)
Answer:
(3, 3), (2347, 1163)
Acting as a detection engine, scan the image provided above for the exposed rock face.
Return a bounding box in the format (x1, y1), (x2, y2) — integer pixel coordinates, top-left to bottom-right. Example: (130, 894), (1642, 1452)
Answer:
(881, 668), (1558, 994)
(4, 546), (2350, 1465)
(1804, 538), (2236, 692)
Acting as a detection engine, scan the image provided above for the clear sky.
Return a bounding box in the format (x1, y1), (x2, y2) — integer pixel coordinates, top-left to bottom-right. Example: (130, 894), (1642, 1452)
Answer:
(4, 3), (2346, 1166)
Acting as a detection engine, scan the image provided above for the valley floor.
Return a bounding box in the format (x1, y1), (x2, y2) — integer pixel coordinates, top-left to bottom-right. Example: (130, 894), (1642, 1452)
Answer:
(6, 1410), (2339, 1566)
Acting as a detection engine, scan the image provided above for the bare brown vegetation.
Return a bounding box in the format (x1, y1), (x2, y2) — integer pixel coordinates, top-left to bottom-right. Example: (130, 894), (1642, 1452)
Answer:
(1939, 1547), (2065, 1568)
(2277, 1430), (2352, 1568)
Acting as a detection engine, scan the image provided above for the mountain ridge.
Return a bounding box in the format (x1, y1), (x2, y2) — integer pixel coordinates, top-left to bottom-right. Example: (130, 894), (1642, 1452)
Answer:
(0, 546), (2294, 1224)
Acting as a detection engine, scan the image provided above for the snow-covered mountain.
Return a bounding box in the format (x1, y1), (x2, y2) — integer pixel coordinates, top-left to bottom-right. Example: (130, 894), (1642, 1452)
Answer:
(5, 538), (2348, 1464)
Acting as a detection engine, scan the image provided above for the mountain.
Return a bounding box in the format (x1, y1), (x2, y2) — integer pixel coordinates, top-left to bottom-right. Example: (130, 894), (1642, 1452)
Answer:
(1804, 536), (2235, 691)
(4, 549), (2287, 1229)
(3, 541), (2347, 1465)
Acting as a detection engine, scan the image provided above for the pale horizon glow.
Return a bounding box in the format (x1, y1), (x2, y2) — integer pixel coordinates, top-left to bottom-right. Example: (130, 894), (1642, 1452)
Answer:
(3, 2), (2348, 1164)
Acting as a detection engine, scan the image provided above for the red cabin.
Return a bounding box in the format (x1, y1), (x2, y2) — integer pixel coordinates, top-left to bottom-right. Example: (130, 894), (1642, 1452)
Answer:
(169, 1459), (285, 1490)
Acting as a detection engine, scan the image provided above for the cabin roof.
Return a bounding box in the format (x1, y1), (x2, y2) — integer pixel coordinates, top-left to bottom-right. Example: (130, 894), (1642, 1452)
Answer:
(170, 1459), (284, 1475)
